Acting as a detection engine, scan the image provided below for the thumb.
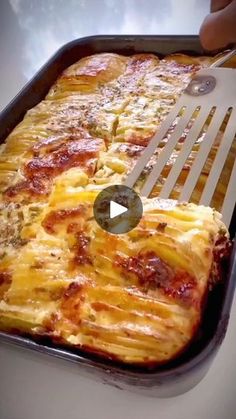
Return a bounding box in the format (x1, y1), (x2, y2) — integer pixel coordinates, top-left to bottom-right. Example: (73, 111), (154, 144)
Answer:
(199, 0), (236, 50)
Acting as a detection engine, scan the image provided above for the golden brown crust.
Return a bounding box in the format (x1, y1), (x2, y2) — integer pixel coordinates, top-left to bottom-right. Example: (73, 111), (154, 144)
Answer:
(0, 52), (231, 366)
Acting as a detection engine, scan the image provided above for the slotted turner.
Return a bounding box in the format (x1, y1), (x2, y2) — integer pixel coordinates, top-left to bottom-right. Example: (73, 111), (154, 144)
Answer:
(124, 49), (236, 227)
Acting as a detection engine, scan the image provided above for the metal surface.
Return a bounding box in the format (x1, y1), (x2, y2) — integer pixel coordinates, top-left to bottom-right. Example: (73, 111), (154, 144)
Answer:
(0, 35), (235, 399)
(210, 48), (236, 68)
(184, 49), (236, 97)
(184, 75), (216, 96)
(126, 60), (236, 227)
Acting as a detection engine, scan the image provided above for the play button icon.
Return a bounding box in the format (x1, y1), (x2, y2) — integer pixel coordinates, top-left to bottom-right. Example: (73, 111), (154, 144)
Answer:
(93, 185), (143, 234)
(110, 201), (128, 219)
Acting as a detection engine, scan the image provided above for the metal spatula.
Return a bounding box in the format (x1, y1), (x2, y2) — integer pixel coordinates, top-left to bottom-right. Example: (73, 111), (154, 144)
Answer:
(124, 49), (236, 227)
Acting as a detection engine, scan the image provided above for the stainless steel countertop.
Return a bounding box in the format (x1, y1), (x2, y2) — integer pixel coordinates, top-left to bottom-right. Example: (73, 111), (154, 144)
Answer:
(0, 1), (236, 419)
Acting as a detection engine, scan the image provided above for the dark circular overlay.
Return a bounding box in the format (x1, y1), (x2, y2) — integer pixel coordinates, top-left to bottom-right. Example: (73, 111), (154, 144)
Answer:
(93, 185), (143, 234)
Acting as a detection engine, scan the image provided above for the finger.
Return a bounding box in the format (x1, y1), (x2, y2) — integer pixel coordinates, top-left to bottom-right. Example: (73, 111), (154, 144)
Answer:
(210, 0), (232, 12)
(200, 0), (236, 50)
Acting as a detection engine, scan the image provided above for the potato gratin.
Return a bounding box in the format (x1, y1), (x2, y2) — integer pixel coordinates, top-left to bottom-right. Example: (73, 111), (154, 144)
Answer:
(0, 52), (232, 365)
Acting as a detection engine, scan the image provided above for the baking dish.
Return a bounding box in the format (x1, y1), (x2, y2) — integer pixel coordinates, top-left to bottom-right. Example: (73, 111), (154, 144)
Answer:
(0, 35), (235, 398)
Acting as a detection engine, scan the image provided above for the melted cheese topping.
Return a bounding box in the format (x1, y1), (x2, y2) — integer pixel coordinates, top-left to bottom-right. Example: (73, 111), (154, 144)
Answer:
(0, 52), (231, 365)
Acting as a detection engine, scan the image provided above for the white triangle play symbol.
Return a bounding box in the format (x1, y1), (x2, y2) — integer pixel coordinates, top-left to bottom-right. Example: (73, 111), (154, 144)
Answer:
(110, 200), (128, 219)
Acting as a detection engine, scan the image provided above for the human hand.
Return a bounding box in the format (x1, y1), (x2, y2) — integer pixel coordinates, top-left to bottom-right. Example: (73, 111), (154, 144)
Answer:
(199, 0), (236, 50)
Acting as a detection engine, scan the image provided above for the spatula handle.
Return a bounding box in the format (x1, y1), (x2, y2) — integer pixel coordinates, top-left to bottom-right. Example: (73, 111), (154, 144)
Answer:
(210, 47), (236, 68)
